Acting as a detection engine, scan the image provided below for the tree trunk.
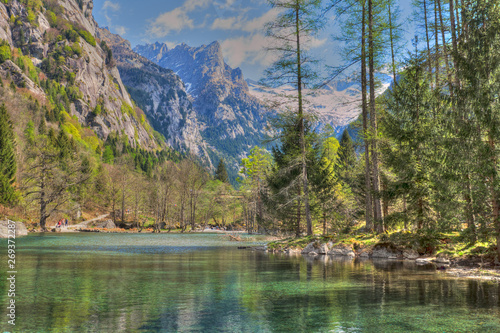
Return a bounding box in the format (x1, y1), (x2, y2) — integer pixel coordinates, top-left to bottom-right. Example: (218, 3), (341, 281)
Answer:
(296, 194), (301, 237)
(382, 180), (389, 222)
(449, 0), (459, 87)
(39, 177), (47, 230)
(295, 3), (313, 236)
(434, 0), (440, 86)
(323, 210), (327, 236)
(361, 0), (373, 231)
(465, 172), (476, 244)
(423, 0), (432, 75)
(388, 3), (396, 82)
(121, 191), (125, 224)
(488, 134), (500, 259)
(368, 0), (383, 232)
(437, 0), (452, 90)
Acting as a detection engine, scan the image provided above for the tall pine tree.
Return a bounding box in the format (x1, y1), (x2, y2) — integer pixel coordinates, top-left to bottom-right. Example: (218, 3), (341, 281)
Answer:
(215, 158), (229, 184)
(0, 104), (16, 204)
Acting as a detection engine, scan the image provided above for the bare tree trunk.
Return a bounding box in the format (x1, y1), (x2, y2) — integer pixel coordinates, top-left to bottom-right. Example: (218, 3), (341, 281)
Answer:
(465, 173), (476, 243)
(488, 135), (500, 259)
(437, 0), (452, 89)
(423, 0), (432, 74)
(368, 0), (383, 232)
(295, 2), (313, 236)
(361, 0), (373, 232)
(323, 210), (327, 236)
(449, 0), (459, 87)
(39, 177), (47, 230)
(296, 194), (301, 237)
(434, 0), (440, 86)
(121, 190), (125, 224)
(388, 3), (396, 82)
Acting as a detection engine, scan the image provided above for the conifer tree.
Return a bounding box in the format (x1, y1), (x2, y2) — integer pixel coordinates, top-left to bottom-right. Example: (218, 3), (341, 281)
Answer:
(338, 129), (356, 177)
(0, 104), (16, 204)
(215, 158), (229, 184)
(262, 0), (324, 235)
(454, 0), (500, 256)
(383, 55), (435, 229)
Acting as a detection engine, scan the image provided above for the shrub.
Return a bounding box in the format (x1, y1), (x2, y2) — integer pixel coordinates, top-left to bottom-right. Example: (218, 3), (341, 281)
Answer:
(0, 44), (11, 63)
(78, 29), (96, 47)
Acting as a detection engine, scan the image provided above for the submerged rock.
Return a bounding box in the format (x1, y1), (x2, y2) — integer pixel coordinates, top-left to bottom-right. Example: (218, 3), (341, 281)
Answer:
(0, 220), (28, 238)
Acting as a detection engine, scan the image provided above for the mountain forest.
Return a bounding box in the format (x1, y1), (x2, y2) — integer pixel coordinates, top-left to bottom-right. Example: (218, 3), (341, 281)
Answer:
(1, 0), (500, 259)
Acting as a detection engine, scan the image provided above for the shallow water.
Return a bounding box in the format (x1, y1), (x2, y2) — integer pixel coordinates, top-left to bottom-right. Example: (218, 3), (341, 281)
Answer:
(0, 233), (499, 332)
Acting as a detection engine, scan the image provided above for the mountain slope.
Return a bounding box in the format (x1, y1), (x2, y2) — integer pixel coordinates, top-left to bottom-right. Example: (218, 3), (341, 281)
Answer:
(0, 0), (158, 150)
(134, 41), (270, 181)
(96, 27), (211, 165)
(246, 74), (392, 137)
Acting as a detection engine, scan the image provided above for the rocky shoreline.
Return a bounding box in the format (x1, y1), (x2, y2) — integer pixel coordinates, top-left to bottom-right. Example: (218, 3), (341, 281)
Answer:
(256, 239), (500, 281)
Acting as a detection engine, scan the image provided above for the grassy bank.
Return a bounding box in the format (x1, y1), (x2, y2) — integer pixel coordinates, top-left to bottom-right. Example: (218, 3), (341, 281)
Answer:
(268, 229), (498, 264)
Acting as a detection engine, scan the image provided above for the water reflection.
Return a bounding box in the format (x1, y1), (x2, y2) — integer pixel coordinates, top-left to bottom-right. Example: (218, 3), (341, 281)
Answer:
(0, 234), (499, 332)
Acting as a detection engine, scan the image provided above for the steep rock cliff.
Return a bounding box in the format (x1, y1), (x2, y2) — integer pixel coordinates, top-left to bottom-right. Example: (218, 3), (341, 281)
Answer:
(97, 27), (211, 165)
(0, 0), (157, 149)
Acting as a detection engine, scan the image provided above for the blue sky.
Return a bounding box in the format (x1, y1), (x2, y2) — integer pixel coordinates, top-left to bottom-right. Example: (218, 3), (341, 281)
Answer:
(93, 0), (415, 81)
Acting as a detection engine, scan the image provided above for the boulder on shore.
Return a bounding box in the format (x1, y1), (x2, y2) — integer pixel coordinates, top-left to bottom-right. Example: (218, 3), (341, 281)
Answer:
(403, 249), (420, 260)
(372, 244), (402, 258)
(328, 244), (356, 257)
(0, 220), (28, 238)
(301, 241), (328, 255)
(95, 220), (116, 229)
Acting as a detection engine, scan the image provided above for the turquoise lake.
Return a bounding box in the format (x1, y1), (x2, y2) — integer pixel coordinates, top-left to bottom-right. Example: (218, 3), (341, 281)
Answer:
(0, 233), (500, 332)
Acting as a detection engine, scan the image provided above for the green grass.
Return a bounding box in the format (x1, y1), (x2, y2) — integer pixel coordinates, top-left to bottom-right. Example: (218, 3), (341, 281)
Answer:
(268, 228), (498, 260)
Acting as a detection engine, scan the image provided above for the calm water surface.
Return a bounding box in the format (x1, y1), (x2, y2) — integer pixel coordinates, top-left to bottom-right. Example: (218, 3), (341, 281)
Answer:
(1, 233), (500, 332)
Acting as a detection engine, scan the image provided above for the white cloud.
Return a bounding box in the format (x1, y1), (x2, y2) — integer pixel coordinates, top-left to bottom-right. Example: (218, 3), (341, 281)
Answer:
(103, 1), (120, 12)
(102, 1), (125, 35)
(210, 8), (280, 32)
(115, 26), (127, 36)
(148, 0), (211, 37)
(306, 37), (327, 50)
(241, 9), (280, 32)
(211, 16), (239, 30)
(221, 34), (276, 68)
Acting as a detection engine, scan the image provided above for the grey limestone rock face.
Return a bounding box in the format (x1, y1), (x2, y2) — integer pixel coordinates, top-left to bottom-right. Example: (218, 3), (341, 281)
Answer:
(135, 41), (270, 177)
(0, 60), (45, 96)
(0, 0), (158, 150)
(0, 220), (28, 238)
(97, 27), (212, 166)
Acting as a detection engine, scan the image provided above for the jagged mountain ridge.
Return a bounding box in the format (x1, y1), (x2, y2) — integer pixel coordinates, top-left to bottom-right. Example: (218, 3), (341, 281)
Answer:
(96, 27), (212, 166)
(134, 41), (269, 180)
(246, 74), (393, 137)
(0, 0), (158, 149)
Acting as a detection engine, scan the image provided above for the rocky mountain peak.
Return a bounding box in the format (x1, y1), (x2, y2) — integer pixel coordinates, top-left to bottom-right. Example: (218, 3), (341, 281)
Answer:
(135, 40), (269, 182)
